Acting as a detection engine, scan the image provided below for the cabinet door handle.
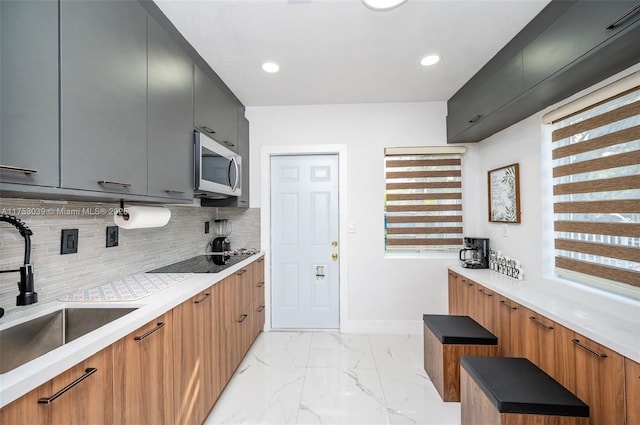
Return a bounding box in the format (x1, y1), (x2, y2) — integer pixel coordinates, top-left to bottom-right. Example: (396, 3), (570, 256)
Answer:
(201, 126), (215, 134)
(606, 3), (640, 29)
(194, 293), (211, 304)
(529, 316), (554, 330)
(38, 368), (97, 404)
(237, 269), (247, 276)
(478, 288), (492, 297)
(257, 281), (264, 287)
(97, 180), (132, 188)
(468, 115), (483, 123)
(258, 305), (265, 312)
(461, 279), (472, 287)
(572, 338), (608, 358)
(134, 322), (165, 341)
(0, 164), (38, 175)
(499, 300), (517, 310)
(164, 189), (185, 195)
(237, 314), (248, 323)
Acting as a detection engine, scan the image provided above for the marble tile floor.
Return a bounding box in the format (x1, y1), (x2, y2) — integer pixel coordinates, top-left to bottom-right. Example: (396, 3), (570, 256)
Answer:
(203, 331), (461, 425)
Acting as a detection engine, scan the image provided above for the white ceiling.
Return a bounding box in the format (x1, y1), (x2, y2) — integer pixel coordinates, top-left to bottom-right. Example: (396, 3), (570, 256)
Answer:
(154, 0), (550, 107)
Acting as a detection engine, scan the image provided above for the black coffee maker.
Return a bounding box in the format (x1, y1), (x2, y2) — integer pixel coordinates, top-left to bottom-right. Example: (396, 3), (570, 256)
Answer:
(459, 237), (489, 269)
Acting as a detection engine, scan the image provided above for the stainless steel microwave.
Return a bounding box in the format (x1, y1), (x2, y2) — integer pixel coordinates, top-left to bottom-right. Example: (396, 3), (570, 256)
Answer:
(194, 130), (242, 199)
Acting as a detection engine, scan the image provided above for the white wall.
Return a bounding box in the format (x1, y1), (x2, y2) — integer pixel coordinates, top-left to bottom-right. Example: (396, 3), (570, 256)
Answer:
(246, 63), (640, 334)
(246, 102), (458, 334)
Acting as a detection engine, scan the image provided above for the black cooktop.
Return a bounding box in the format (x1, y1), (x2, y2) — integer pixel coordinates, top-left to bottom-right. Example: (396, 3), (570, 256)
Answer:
(148, 254), (253, 274)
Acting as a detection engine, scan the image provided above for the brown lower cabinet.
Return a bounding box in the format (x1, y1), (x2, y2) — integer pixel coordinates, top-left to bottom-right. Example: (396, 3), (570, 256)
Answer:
(0, 255), (265, 425)
(494, 294), (525, 357)
(474, 284), (497, 335)
(447, 269), (636, 425)
(626, 358), (640, 425)
(522, 307), (557, 378)
(173, 289), (208, 425)
(113, 312), (174, 425)
(0, 346), (114, 425)
(556, 326), (626, 425)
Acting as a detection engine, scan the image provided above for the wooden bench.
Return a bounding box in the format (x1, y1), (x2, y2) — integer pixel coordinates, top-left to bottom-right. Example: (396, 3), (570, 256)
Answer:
(460, 356), (589, 425)
(423, 314), (498, 402)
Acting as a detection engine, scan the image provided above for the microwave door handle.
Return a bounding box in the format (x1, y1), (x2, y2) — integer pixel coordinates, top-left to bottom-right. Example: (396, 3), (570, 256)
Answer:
(228, 157), (240, 191)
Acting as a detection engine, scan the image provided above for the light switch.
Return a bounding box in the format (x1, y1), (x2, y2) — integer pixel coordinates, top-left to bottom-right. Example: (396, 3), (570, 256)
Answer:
(348, 223), (356, 233)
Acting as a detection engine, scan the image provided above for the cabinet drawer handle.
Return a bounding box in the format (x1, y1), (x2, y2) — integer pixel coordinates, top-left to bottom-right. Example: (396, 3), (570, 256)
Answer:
(97, 180), (132, 188)
(164, 189), (186, 195)
(134, 322), (165, 341)
(237, 314), (248, 323)
(38, 368), (97, 404)
(201, 126), (215, 134)
(461, 279), (472, 287)
(606, 3), (640, 29)
(237, 269), (248, 276)
(468, 115), (483, 123)
(0, 164), (38, 175)
(258, 305), (265, 312)
(194, 293), (211, 304)
(257, 281), (264, 287)
(572, 338), (608, 358)
(478, 288), (492, 297)
(499, 300), (517, 310)
(529, 316), (554, 330)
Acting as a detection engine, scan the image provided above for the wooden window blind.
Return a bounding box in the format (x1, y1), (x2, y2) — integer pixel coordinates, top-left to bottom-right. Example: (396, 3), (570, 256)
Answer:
(552, 86), (640, 288)
(384, 149), (463, 251)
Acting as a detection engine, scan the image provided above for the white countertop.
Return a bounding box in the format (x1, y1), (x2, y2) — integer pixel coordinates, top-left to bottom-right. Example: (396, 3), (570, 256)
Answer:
(0, 253), (265, 409)
(449, 265), (640, 364)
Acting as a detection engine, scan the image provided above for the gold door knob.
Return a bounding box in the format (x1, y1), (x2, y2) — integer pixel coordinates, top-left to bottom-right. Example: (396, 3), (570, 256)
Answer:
(331, 253), (338, 261)
(331, 240), (338, 247)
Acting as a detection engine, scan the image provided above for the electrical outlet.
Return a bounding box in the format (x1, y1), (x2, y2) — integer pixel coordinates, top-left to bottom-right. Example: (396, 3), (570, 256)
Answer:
(106, 226), (119, 248)
(205, 221), (210, 234)
(61, 229), (79, 254)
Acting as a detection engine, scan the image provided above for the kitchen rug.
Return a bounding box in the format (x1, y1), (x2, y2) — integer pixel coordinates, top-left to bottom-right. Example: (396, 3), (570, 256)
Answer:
(59, 273), (193, 302)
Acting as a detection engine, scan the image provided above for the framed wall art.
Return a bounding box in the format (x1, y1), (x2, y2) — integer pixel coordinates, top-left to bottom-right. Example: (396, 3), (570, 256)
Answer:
(488, 163), (521, 223)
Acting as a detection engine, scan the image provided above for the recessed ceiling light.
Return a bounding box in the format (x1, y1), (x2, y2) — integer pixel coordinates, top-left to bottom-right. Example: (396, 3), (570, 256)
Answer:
(420, 55), (440, 66)
(362, 0), (408, 11)
(262, 61), (280, 73)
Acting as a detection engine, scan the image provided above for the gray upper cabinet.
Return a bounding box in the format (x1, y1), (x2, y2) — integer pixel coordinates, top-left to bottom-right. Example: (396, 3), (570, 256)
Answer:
(147, 15), (194, 201)
(447, 0), (640, 144)
(523, 1), (640, 90)
(194, 64), (240, 153)
(60, 0), (148, 195)
(0, 0), (59, 188)
(447, 53), (523, 141)
(237, 113), (250, 208)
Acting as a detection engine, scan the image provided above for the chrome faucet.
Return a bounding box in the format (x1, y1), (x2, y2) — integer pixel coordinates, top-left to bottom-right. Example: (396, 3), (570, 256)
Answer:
(0, 214), (38, 317)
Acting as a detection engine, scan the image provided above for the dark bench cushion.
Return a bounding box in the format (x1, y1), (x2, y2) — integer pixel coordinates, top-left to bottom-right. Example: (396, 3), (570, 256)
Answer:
(422, 314), (497, 345)
(461, 356), (589, 417)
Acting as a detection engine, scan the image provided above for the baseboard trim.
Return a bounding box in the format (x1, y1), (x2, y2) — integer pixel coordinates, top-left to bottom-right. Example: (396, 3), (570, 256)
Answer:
(340, 320), (422, 335)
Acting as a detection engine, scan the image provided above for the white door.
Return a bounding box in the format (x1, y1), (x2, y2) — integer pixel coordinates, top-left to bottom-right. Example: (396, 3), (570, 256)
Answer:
(270, 154), (340, 329)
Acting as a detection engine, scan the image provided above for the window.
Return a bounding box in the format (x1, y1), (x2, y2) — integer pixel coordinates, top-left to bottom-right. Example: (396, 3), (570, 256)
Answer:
(551, 86), (640, 288)
(384, 147), (465, 252)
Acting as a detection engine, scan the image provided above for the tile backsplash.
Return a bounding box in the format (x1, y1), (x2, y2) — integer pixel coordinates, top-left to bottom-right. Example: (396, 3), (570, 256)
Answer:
(0, 197), (260, 315)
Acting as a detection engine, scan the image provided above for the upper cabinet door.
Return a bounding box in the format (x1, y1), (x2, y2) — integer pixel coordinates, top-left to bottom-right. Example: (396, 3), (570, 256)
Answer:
(523, 1), (640, 90)
(194, 64), (239, 153)
(0, 0), (59, 187)
(60, 0), (148, 195)
(147, 15), (194, 201)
